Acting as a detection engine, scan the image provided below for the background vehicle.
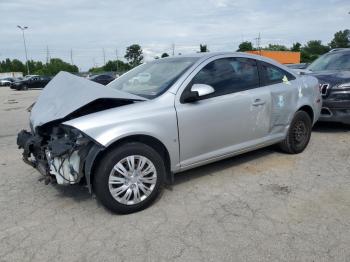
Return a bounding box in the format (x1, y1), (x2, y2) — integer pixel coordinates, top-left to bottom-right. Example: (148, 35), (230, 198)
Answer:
(286, 63), (309, 69)
(130, 72), (151, 85)
(88, 74), (115, 85)
(0, 77), (15, 86)
(11, 75), (52, 90)
(17, 53), (321, 214)
(303, 48), (350, 124)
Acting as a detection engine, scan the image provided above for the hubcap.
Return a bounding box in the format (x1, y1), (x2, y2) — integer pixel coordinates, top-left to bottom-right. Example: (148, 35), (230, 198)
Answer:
(108, 155), (157, 205)
(293, 120), (307, 143)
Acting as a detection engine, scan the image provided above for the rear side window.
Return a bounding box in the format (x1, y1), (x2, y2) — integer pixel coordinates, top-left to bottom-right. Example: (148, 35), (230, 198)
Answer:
(259, 61), (296, 86)
(188, 57), (259, 99)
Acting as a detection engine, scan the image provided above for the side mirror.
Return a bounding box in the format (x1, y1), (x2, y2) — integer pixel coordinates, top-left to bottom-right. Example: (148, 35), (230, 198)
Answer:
(183, 84), (215, 103)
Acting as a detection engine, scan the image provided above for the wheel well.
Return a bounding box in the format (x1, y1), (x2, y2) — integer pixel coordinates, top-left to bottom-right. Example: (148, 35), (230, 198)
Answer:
(89, 135), (172, 186)
(298, 105), (314, 123)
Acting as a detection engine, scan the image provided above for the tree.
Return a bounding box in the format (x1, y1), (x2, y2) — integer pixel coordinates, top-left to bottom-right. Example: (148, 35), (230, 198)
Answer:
(265, 44), (288, 51)
(161, 53), (169, 58)
(124, 44), (143, 67)
(301, 40), (330, 62)
(291, 42), (302, 52)
(237, 41), (254, 52)
(89, 59), (131, 74)
(329, 29), (350, 49)
(199, 44), (209, 52)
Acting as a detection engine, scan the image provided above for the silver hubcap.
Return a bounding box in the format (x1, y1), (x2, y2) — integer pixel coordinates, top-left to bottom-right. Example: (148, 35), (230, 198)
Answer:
(108, 155), (157, 205)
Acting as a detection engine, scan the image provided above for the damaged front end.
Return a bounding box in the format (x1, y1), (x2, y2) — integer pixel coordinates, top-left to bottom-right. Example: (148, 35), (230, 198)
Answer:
(16, 71), (147, 191)
(17, 125), (101, 188)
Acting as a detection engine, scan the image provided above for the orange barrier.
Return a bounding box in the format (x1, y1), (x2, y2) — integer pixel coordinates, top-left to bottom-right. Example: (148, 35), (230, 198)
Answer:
(246, 50), (300, 64)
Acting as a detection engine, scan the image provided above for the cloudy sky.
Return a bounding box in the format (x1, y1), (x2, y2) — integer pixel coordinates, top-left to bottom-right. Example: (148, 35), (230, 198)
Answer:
(1, 0), (349, 70)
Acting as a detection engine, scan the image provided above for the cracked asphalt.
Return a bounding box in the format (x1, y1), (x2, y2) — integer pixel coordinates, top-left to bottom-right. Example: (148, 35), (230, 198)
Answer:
(0, 87), (349, 262)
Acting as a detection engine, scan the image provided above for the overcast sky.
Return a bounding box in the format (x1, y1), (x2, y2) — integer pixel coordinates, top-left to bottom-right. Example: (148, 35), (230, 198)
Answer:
(1, 0), (349, 70)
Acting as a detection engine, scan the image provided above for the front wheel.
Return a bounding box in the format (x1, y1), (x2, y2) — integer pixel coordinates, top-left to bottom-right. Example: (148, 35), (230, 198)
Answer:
(93, 142), (165, 214)
(279, 111), (312, 154)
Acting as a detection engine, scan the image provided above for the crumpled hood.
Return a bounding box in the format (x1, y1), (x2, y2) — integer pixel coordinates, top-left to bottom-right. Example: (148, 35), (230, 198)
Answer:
(30, 71), (146, 129)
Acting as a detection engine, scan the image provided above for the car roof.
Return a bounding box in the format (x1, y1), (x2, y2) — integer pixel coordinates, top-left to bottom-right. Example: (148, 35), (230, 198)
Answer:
(328, 48), (350, 54)
(160, 51), (291, 71)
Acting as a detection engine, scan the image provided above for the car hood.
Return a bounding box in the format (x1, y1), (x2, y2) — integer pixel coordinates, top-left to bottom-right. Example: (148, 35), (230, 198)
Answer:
(30, 71), (147, 129)
(301, 69), (350, 86)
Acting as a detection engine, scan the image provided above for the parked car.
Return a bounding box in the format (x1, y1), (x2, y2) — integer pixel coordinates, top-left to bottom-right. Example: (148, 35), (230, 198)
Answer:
(300, 48), (350, 124)
(17, 53), (321, 214)
(286, 63), (309, 70)
(0, 77), (15, 86)
(11, 75), (52, 90)
(130, 72), (151, 85)
(88, 74), (115, 85)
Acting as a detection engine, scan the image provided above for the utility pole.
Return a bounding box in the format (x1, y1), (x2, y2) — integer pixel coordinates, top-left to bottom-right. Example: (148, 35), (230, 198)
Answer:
(17, 25), (30, 75)
(255, 33), (261, 55)
(115, 48), (119, 73)
(102, 48), (106, 65)
(172, 43), (175, 56)
(46, 45), (50, 64)
(70, 49), (74, 65)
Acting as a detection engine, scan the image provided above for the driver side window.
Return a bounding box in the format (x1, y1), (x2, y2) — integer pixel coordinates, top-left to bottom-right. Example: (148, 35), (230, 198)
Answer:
(188, 57), (259, 100)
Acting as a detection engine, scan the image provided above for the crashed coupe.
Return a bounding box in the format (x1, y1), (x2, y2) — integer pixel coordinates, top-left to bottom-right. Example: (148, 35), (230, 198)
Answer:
(17, 52), (321, 213)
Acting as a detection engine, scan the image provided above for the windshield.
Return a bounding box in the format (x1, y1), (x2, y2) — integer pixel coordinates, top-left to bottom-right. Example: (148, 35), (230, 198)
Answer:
(308, 52), (350, 71)
(108, 57), (198, 98)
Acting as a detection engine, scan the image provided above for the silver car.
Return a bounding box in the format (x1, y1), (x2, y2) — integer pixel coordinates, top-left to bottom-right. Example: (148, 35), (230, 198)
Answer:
(17, 52), (321, 213)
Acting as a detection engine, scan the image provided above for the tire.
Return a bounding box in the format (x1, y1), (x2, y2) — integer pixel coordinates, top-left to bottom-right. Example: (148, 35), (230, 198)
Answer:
(93, 142), (166, 214)
(279, 110), (312, 154)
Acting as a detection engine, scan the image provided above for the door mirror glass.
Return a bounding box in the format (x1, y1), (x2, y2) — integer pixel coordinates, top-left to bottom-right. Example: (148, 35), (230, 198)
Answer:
(183, 84), (215, 103)
(190, 84), (215, 97)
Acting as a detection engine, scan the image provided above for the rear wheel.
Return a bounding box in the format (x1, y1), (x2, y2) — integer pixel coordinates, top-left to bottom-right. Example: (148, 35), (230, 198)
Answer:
(93, 142), (165, 214)
(279, 111), (312, 154)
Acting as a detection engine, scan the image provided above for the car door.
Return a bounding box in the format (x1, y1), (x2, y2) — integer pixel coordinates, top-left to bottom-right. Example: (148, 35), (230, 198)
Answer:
(175, 57), (271, 168)
(258, 61), (298, 133)
(30, 77), (39, 88)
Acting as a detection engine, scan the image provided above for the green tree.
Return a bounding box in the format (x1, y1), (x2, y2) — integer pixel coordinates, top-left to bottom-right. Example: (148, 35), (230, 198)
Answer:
(291, 42), (302, 52)
(301, 40), (330, 62)
(161, 53), (169, 58)
(265, 44), (288, 51)
(199, 44), (209, 52)
(124, 44), (143, 67)
(237, 41), (254, 52)
(329, 29), (350, 49)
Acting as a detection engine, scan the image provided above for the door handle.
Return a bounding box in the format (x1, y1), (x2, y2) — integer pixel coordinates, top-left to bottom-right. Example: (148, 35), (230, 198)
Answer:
(252, 99), (266, 106)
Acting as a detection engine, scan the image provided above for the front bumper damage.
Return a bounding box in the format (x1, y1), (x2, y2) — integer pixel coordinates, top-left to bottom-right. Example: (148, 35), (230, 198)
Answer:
(17, 128), (103, 191)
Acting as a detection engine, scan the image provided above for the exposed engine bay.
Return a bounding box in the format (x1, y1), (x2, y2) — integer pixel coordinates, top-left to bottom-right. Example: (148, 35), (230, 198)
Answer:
(17, 125), (94, 185)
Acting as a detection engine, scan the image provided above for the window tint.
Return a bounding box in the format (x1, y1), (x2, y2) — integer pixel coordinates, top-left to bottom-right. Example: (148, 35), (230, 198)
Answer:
(188, 57), (259, 99)
(259, 62), (296, 86)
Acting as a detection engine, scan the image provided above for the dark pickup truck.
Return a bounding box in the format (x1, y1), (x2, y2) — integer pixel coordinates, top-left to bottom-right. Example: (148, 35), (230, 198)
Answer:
(301, 48), (350, 125)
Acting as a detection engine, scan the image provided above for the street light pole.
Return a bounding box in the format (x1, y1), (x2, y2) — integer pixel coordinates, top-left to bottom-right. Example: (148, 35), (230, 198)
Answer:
(17, 25), (30, 75)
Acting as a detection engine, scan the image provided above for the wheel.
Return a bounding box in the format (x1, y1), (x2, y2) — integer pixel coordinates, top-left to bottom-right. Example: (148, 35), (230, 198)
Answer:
(279, 111), (312, 154)
(93, 142), (165, 214)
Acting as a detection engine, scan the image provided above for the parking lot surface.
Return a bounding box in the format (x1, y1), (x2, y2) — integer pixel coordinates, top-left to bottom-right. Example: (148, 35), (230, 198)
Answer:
(0, 87), (349, 262)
